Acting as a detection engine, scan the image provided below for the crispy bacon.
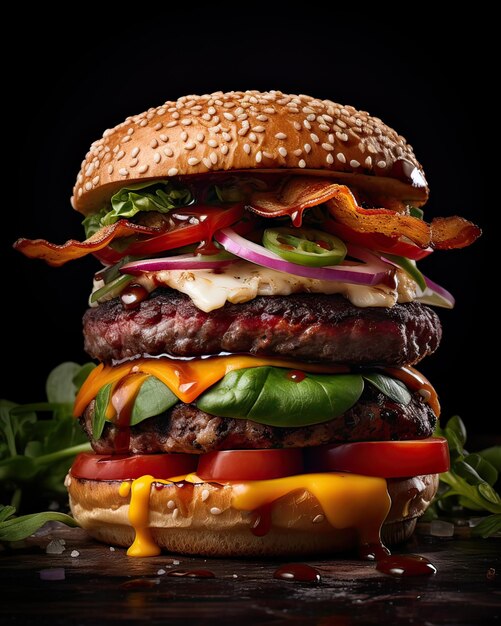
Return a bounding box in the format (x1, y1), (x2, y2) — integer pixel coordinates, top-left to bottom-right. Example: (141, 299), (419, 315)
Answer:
(13, 221), (160, 267)
(249, 177), (481, 250)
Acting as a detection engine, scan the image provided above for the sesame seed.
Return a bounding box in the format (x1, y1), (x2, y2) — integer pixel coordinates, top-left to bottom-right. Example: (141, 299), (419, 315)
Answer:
(365, 156), (372, 167)
(256, 150), (262, 163)
(118, 167), (128, 176)
(303, 120), (312, 130)
(337, 119), (347, 128)
(312, 514), (324, 524)
(275, 132), (287, 140)
(326, 153), (334, 164)
(127, 128), (134, 135)
(298, 159), (306, 168)
(158, 108), (166, 115)
(208, 139), (218, 148)
(253, 126), (265, 133)
(208, 107), (216, 115)
(71, 550), (80, 558)
(202, 157), (212, 168)
(350, 159), (360, 168)
(85, 181), (92, 191)
(85, 163), (94, 176)
(336, 153), (346, 164)
(154, 153), (161, 163)
(172, 508), (179, 520)
(210, 151), (218, 164)
(293, 149), (302, 156)
(310, 133), (320, 143)
(322, 143), (333, 151)
(304, 143), (312, 154)
(210, 507), (222, 515)
(263, 107), (275, 114)
(116, 150), (125, 160)
(319, 124), (330, 132)
(201, 489), (210, 502)
(220, 144), (229, 155)
(78, 188), (83, 197)
(121, 136), (131, 143)
(167, 167), (179, 176)
(150, 139), (158, 148)
(249, 132), (257, 143)
(166, 121), (177, 128)
(278, 146), (287, 157)
(263, 151), (273, 159)
(107, 164), (114, 174)
(293, 121), (301, 131)
(196, 132), (205, 142)
(171, 111), (180, 119)
(377, 160), (387, 168)
(131, 147), (140, 157)
(184, 141), (196, 150)
(188, 157), (201, 165)
(167, 500), (176, 509)
(181, 119), (192, 126)
(256, 114), (268, 121)
(180, 131), (188, 141)
(129, 158), (138, 167)
(336, 132), (349, 142)
(164, 147), (174, 157)
(138, 164), (149, 173)
(223, 112), (235, 121)
(202, 114), (211, 121)
(243, 143), (251, 154)
(222, 132), (231, 142)
(306, 113), (315, 122)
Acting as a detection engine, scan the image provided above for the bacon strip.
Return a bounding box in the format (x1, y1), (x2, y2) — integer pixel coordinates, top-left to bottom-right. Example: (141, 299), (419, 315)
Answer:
(249, 177), (481, 250)
(13, 221), (160, 267)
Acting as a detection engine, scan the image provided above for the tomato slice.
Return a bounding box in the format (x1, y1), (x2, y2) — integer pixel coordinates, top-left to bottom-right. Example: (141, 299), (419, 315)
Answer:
(70, 452), (197, 480)
(324, 220), (433, 260)
(304, 438), (450, 478)
(197, 449), (304, 482)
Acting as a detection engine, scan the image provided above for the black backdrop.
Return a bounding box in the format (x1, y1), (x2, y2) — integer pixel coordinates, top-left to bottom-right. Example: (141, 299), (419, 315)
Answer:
(3, 11), (494, 437)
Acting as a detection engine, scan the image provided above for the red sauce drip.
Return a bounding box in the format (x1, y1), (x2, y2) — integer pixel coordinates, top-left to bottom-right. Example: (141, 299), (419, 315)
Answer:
(120, 284), (148, 310)
(376, 554), (437, 577)
(274, 563), (321, 583)
(120, 578), (159, 589)
(286, 370), (306, 383)
(250, 503), (273, 537)
(167, 570), (215, 579)
(359, 542), (391, 562)
(111, 372), (148, 453)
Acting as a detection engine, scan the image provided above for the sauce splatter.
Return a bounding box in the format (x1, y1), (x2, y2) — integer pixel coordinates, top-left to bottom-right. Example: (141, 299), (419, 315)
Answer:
(167, 569), (215, 579)
(376, 554), (437, 577)
(274, 563), (321, 583)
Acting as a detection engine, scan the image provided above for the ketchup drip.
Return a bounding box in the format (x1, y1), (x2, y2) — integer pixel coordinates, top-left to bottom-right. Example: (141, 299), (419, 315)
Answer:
(121, 284), (149, 310)
(274, 563), (321, 582)
(111, 372), (149, 453)
(376, 554), (437, 577)
(286, 370), (306, 383)
(359, 542), (391, 562)
(250, 503), (273, 537)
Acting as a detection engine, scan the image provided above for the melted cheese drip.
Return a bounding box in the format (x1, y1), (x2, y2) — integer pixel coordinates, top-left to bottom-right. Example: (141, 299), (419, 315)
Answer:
(119, 473), (391, 558)
(91, 261), (417, 312)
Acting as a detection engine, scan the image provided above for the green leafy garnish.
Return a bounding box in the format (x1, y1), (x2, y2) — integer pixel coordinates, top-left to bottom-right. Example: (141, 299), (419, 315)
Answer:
(428, 415), (501, 537)
(0, 504), (79, 542)
(362, 373), (412, 405)
(130, 377), (178, 426)
(0, 362), (93, 513)
(82, 180), (193, 237)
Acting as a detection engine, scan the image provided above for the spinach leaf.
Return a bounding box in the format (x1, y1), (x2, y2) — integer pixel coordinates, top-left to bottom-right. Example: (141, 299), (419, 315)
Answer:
(0, 505), (79, 542)
(130, 377), (178, 426)
(197, 367), (364, 427)
(363, 373), (412, 405)
(93, 383), (112, 439)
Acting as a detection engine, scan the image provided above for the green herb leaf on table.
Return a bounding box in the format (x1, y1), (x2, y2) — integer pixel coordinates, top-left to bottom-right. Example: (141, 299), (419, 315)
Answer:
(431, 415), (501, 536)
(0, 362), (93, 513)
(0, 504), (79, 542)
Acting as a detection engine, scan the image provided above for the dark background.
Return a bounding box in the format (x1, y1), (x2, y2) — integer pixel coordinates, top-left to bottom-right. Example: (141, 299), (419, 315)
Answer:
(3, 12), (494, 438)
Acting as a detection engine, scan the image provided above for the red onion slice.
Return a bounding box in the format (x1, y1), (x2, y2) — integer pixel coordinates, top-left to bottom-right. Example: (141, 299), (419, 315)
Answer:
(214, 228), (392, 286)
(121, 253), (236, 275)
(417, 275), (455, 308)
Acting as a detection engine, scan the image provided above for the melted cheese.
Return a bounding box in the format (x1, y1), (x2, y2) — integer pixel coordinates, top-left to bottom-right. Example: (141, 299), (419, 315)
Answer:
(91, 261), (417, 312)
(119, 472), (391, 557)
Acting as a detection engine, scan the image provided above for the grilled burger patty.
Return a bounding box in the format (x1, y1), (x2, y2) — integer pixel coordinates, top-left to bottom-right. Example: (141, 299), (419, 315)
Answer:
(81, 386), (436, 455)
(83, 290), (442, 366)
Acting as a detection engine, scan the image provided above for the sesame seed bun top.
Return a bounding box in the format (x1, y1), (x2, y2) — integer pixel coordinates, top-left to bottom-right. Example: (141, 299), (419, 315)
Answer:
(73, 90), (428, 215)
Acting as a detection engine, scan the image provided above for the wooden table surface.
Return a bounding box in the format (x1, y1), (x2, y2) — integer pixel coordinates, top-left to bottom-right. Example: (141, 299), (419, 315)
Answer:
(1, 526), (500, 626)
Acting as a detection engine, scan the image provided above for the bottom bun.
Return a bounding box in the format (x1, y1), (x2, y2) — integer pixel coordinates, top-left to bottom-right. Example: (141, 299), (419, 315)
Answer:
(68, 473), (438, 557)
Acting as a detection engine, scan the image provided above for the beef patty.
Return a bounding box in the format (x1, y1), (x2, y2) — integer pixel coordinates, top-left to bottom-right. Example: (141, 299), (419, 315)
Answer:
(81, 386), (436, 455)
(83, 290), (441, 366)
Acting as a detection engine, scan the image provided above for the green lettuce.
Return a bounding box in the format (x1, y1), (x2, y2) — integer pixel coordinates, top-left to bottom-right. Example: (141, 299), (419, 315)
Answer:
(82, 180), (193, 238)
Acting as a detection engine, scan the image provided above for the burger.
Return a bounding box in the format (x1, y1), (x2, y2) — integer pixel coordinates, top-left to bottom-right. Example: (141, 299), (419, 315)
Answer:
(14, 90), (480, 558)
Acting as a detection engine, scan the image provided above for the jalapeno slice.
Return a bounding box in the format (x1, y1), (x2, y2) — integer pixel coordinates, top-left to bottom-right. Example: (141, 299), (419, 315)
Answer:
(262, 227), (347, 267)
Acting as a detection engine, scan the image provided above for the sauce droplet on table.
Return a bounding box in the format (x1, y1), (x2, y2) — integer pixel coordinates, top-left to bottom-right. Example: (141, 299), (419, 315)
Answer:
(376, 554), (437, 577)
(274, 563), (321, 582)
